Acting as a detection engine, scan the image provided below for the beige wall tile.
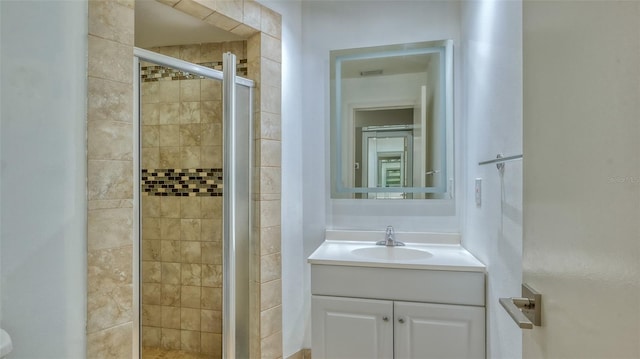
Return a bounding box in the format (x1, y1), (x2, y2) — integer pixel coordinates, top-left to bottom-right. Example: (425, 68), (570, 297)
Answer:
(162, 284), (181, 306)
(261, 330), (283, 359)
(215, 0), (243, 23)
(89, 120), (133, 161)
(180, 79), (201, 101)
(180, 102), (201, 124)
(200, 43), (222, 63)
(259, 200), (281, 228)
(88, 207), (133, 251)
(142, 82), (160, 104)
(161, 240), (181, 262)
(159, 147), (181, 168)
(142, 102), (160, 124)
(260, 279), (281, 311)
(200, 309), (217, 333)
(181, 307), (201, 331)
(243, 0), (262, 30)
(202, 264), (223, 287)
(162, 306), (181, 329)
(261, 34), (281, 63)
(142, 239), (161, 261)
(201, 197), (223, 218)
(87, 199), (133, 210)
(181, 241), (202, 263)
(181, 219), (202, 241)
(143, 283), (161, 305)
(160, 218), (181, 239)
(142, 261), (162, 283)
(88, 1), (134, 45)
(179, 45), (202, 64)
(89, 77), (133, 123)
(142, 147), (160, 168)
(142, 326), (161, 347)
(260, 225), (281, 256)
(260, 5), (281, 40)
(161, 328), (181, 350)
(142, 218), (161, 240)
(181, 197), (202, 219)
(260, 85), (281, 114)
(259, 166), (281, 195)
(181, 263), (202, 286)
(159, 124), (180, 147)
(162, 262), (182, 285)
(260, 305), (282, 339)
(142, 125), (159, 148)
(260, 252), (281, 283)
(201, 219), (222, 242)
(257, 139), (281, 167)
(261, 57), (282, 89)
(88, 35), (132, 84)
(174, 0), (214, 19)
(201, 242), (222, 265)
(255, 112), (282, 141)
(201, 101), (222, 123)
(181, 146), (202, 168)
(201, 145), (222, 168)
(231, 23), (258, 37)
(88, 160), (133, 200)
(87, 323), (132, 359)
(160, 197), (181, 218)
(181, 330), (201, 352)
(201, 287), (222, 310)
(201, 123), (222, 146)
(87, 246), (133, 297)
(159, 81), (180, 104)
(201, 332), (222, 355)
(159, 103), (180, 124)
(142, 196), (161, 218)
(180, 124), (202, 146)
(88, 283), (133, 333)
(204, 11), (241, 31)
(182, 285), (202, 308)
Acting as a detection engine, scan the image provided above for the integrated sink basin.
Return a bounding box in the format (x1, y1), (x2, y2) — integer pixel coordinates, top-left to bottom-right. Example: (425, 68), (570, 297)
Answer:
(351, 246), (432, 261)
(307, 230), (486, 271)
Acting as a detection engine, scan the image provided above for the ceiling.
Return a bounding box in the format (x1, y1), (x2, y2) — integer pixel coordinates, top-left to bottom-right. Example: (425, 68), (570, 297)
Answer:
(135, 0), (244, 48)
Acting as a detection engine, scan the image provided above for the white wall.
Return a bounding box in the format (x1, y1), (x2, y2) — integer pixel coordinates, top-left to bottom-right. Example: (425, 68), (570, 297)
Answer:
(460, 1), (523, 358)
(255, 1), (305, 357)
(304, 1), (462, 236)
(0, 1), (87, 358)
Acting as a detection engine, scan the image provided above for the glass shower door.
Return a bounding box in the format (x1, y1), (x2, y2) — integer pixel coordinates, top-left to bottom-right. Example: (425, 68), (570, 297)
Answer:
(135, 48), (253, 359)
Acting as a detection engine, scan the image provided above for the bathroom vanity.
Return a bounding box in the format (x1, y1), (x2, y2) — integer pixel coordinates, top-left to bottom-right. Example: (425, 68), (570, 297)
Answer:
(308, 231), (486, 359)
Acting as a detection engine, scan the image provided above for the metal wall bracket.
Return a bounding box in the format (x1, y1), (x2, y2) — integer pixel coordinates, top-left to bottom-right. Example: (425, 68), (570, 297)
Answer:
(499, 283), (542, 329)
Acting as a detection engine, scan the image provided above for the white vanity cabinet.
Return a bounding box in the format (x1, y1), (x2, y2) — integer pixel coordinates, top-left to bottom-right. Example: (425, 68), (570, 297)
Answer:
(310, 264), (486, 359)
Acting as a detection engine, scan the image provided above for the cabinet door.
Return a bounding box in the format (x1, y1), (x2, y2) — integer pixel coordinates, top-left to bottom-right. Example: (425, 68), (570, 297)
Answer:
(312, 295), (393, 359)
(394, 301), (485, 359)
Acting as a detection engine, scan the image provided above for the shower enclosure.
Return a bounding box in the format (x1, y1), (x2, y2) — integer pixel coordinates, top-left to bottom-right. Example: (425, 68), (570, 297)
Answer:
(134, 47), (253, 359)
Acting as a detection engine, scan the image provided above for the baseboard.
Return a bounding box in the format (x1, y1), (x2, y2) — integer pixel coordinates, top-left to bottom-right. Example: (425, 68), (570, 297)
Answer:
(286, 348), (311, 359)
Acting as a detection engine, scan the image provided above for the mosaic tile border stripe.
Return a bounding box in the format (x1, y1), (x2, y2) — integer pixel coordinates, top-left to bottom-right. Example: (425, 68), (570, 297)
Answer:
(141, 59), (248, 82)
(142, 168), (223, 197)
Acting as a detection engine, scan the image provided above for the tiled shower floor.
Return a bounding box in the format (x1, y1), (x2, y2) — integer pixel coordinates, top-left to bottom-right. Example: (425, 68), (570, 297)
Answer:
(142, 347), (213, 359)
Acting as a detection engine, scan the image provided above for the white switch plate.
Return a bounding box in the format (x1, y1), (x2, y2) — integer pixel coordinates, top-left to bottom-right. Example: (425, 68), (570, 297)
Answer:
(475, 178), (482, 206)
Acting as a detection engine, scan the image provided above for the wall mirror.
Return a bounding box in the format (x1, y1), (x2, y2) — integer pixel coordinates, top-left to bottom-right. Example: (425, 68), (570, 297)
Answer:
(330, 40), (454, 199)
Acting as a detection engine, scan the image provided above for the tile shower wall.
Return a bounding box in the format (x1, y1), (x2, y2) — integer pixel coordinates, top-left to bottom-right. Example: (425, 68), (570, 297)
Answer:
(140, 42), (245, 356)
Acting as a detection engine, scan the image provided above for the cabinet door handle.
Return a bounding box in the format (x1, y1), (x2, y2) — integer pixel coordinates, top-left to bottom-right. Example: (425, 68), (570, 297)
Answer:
(398, 318), (405, 324)
(382, 316), (389, 322)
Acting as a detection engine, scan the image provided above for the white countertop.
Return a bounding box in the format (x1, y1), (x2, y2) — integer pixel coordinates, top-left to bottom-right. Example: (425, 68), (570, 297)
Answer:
(308, 231), (486, 272)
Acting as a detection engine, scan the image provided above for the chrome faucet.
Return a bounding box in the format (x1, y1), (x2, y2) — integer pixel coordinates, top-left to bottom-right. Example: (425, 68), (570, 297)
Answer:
(376, 225), (405, 247)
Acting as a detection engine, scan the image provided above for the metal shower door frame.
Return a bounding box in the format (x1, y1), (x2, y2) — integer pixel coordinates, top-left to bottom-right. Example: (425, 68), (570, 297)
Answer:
(133, 47), (254, 359)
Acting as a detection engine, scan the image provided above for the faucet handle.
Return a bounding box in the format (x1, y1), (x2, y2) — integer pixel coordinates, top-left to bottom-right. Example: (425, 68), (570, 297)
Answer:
(385, 225), (394, 235)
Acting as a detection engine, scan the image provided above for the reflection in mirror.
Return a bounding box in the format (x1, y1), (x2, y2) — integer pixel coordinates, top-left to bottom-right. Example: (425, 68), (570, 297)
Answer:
(331, 40), (453, 199)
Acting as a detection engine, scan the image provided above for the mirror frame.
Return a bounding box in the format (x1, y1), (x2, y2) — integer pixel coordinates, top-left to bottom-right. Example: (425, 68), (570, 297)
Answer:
(330, 39), (454, 199)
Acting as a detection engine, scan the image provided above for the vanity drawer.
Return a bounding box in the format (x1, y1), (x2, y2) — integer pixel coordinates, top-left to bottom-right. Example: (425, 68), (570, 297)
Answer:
(311, 264), (485, 306)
